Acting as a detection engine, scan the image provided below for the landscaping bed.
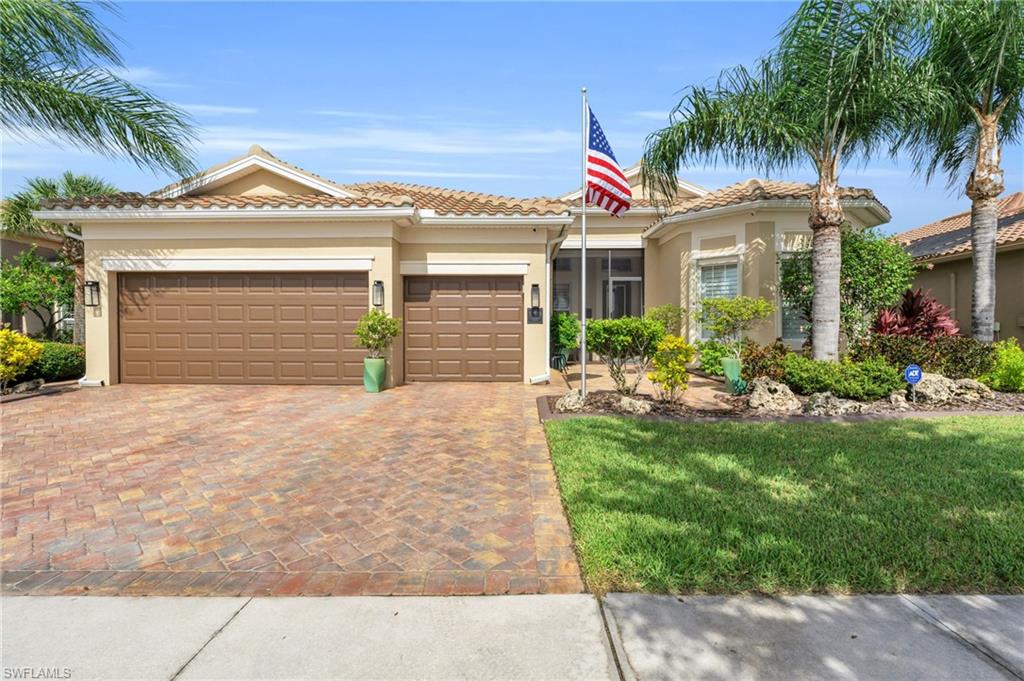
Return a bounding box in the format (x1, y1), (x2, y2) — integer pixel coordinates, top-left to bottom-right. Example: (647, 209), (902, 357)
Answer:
(544, 415), (1024, 595)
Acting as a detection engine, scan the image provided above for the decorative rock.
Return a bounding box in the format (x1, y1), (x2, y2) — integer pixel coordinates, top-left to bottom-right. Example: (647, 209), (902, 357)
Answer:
(804, 391), (864, 416)
(888, 390), (910, 410)
(10, 378), (44, 394)
(555, 390), (585, 413)
(747, 378), (801, 414)
(952, 378), (993, 401)
(618, 395), (652, 415)
(914, 372), (955, 404)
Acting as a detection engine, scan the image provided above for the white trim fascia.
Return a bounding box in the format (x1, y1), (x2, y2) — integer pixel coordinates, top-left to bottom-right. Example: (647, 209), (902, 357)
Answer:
(101, 256), (375, 272)
(399, 260), (529, 275)
(416, 213), (572, 226)
(560, 236), (643, 249)
(33, 206), (416, 222)
(644, 198), (889, 239)
(157, 155), (353, 198)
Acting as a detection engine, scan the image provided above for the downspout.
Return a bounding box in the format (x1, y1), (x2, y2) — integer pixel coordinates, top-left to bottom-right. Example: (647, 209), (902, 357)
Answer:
(530, 223), (570, 385)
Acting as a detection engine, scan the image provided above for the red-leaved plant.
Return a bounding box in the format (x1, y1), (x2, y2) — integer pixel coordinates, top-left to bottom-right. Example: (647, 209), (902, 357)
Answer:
(871, 289), (959, 340)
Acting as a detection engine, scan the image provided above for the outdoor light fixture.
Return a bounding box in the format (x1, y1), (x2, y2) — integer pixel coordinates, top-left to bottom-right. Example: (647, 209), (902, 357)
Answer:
(531, 284), (541, 308)
(84, 280), (100, 307)
(527, 284), (542, 324)
(372, 280), (384, 307)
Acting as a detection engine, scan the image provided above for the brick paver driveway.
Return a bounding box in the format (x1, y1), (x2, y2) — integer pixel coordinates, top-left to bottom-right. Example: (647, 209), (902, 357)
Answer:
(1, 383), (581, 596)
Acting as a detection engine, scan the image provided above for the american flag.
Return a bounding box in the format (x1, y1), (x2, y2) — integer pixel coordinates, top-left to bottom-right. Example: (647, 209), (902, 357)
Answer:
(586, 107), (631, 217)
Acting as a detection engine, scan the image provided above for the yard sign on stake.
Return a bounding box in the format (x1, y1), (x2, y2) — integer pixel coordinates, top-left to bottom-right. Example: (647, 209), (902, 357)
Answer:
(579, 88), (632, 399)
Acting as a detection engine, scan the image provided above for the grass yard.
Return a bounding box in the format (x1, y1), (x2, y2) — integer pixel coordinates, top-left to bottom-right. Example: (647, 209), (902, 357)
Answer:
(545, 416), (1024, 595)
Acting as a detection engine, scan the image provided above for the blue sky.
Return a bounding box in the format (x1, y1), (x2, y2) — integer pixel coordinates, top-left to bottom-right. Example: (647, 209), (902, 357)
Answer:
(3, 1), (1021, 233)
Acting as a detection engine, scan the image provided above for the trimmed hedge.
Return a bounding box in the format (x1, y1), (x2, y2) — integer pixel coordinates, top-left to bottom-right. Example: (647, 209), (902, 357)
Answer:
(851, 334), (995, 379)
(981, 338), (1024, 393)
(782, 354), (902, 401)
(23, 342), (85, 382)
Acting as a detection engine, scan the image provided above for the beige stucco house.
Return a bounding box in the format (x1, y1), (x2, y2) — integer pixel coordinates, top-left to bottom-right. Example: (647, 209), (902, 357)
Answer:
(34, 145), (889, 387)
(896, 192), (1024, 343)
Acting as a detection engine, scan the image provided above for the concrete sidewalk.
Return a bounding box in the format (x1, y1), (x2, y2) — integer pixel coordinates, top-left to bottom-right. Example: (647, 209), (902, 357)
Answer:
(1, 594), (617, 681)
(603, 594), (1024, 681)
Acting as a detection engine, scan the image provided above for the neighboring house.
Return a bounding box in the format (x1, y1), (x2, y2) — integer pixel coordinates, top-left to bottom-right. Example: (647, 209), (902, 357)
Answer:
(34, 145), (889, 387)
(0, 218), (69, 336)
(896, 192), (1024, 344)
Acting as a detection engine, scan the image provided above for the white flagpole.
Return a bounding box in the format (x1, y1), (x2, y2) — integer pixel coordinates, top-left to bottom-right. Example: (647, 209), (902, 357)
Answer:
(580, 87), (588, 399)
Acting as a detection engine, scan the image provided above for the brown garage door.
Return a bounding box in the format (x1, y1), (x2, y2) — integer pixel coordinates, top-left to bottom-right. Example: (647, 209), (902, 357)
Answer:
(118, 272), (367, 384)
(403, 276), (523, 381)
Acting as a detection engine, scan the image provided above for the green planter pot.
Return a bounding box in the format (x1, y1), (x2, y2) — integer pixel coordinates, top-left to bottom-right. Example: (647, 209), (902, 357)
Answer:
(363, 358), (386, 393)
(721, 357), (746, 395)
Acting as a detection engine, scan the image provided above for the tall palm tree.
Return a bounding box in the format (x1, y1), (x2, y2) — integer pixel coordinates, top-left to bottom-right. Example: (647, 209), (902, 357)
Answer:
(0, 0), (197, 176)
(1, 172), (119, 344)
(643, 0), (935, 360)
(903, 0), (1024, 342)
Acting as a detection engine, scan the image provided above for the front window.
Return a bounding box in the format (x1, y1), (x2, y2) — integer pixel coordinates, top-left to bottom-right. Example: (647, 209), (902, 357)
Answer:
(699, 262), (738, 339)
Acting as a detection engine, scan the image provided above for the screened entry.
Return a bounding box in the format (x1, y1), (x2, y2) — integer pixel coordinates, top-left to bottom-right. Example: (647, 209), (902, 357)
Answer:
(552, 249), (644, 321)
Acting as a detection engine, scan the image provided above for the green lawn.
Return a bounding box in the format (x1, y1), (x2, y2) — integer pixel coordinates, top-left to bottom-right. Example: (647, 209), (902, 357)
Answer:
(545, 416), (1024, 595)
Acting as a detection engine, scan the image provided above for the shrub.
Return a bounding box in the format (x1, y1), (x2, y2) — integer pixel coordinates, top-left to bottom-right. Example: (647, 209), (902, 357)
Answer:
(23, 342), (85, 382)
(781, 354), (902, 401)
(851, 334), (995, 379)
(696, 340), (729, 376)
(981, 338), (1024, 392)
(645, 304), (685, 336)
(0, 328), (43, 390)
(741, 340), (789, 382)
(550, 312), (580, 353)
(587, 316), (665, 394)
(354, 309), (402, 358)
(699, 296), (774, 357)
(648, 335), (697, 401)
(0, 248), (75, 341)
(872, 289), (959, 339)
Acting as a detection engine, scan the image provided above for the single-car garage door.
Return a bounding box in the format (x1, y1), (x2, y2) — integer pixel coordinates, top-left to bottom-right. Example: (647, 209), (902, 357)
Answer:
(403, 276), (523, 381)
(118, 272), (367, 384)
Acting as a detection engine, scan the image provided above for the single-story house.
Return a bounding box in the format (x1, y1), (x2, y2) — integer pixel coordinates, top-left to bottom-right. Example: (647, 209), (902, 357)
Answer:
(34, 145), (889, 387)
(0, 217), (69, 336)
(896, 192), (1024, 344)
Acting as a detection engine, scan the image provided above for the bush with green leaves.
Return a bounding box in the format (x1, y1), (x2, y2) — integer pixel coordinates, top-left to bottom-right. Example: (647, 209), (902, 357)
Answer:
(696, 340), (730, 376)
(781, 354), (902, 401)
(0, 248), (75, 341)
(586, 316), (665, 395)
(550, 312), (580, 354)
(645, 304), (685, 336)
(354, 309), (402, 359)
(0, 328), (42, 390)
(741, 340), (790, 382)
(981, 338), (1024, 393)
(851, 334), (995, 380)
(648, 335), (697, 401)
(779, 227), (917, 345)
(23, 342), (85, 382)
(699, 296), (774, 357)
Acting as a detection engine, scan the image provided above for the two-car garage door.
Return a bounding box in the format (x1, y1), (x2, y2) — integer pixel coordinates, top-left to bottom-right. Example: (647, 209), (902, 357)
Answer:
(117, 273), (525, 384)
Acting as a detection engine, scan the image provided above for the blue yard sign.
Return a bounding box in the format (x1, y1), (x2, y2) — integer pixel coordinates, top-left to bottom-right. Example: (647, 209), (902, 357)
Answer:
(905, 364), (922, 384)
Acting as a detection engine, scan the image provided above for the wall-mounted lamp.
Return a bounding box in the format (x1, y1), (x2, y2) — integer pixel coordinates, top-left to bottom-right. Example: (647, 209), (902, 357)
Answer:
(84, 280), (100, 307)
(531, 284), (541, 308)
(372, 280), (384, 307)
(527, 284), (542, 324)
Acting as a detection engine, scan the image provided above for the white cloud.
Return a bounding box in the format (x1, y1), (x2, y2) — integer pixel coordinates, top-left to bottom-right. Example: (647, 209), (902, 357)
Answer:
(333, 169), (532, 179)
(178, 104), (258, 116)
(111, 66), (184, 88)
(632, 110), (672, 121)
(198, 125), (577, 156)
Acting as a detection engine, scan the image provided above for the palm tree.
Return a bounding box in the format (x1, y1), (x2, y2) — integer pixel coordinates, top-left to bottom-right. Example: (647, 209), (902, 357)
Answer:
(902, 0), (1024, 342)
(643, 0), (934, 361)
(0, 0), (197, 176)
(2, 172), (119, 344)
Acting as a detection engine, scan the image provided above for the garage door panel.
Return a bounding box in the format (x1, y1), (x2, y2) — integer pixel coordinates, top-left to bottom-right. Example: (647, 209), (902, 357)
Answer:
(403, 276), (523, 382)
(119, 272), (367, 385)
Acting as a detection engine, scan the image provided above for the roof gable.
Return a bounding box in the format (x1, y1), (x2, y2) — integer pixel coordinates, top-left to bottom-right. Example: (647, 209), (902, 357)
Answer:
(560, 162), (708, 203)
(896, 192), (1024, 260)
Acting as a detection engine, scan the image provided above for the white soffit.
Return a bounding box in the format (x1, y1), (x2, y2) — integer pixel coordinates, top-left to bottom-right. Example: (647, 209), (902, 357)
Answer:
(101, 256), (375, 272)
(399, 261), (530, 275)
(560, 236), (643, 249)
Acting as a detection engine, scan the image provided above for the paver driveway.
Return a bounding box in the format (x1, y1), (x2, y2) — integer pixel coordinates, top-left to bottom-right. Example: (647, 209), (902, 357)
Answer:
(1, 383), (581, 596)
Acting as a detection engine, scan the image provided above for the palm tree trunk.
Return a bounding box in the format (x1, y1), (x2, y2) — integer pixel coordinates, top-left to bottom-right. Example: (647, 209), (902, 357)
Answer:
(809, 174), (844, 362)
(966, 111), (1004, 343)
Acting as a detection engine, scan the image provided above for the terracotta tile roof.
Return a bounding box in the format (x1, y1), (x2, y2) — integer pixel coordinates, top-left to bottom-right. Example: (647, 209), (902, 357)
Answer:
(661, 178), (881, 216)
(895, 192), (1024, 260)
(342, 181), (568, 216)
(39, 192), (412, 210)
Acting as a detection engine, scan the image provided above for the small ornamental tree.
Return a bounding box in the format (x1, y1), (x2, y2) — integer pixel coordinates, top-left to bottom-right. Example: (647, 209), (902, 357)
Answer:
(648, 335), (697, 401)
(587, 316), (665, 395)
(699, 296), (775, 358)
(0, 248), (75, 340)
(354, 309), (401, 359)
(645, 304), (685, 336)
(872, 288), (959, 339)
(780, 228), (917, 345)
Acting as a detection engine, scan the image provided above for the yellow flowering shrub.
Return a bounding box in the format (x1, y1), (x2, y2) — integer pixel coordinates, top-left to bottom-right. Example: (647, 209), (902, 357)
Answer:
(0, 327), (43, 389)
(648, 335), (697, 402)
